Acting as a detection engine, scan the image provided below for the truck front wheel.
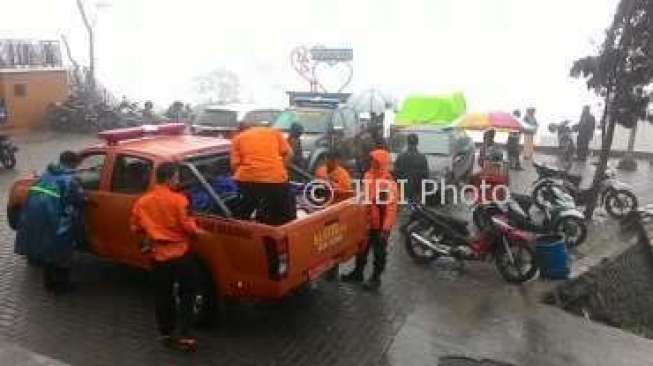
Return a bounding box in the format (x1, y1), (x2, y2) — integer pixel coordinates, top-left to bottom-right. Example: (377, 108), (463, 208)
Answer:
(7, 205), (21, 231)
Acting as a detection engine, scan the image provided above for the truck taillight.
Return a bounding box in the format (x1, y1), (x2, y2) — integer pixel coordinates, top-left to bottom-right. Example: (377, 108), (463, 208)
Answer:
(264, 236), (289, 280)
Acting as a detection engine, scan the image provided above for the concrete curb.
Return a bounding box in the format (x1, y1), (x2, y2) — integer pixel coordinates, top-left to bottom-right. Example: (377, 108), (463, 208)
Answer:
(474, 142), (653, 160)
(543, 217), (653, 335)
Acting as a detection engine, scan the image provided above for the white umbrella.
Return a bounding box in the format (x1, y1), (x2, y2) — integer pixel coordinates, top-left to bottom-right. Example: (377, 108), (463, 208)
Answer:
(347, 89), (394, 114)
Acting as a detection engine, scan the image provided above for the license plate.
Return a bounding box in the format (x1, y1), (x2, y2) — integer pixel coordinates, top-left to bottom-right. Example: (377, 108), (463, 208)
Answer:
(313, 220), (344, 253)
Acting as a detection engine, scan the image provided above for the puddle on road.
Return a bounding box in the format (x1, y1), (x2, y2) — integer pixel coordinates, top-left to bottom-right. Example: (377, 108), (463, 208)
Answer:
(439, 356), (514, 366)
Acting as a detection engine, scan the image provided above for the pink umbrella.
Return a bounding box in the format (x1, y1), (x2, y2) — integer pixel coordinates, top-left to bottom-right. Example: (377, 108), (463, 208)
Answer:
(455, 111), (523, 131)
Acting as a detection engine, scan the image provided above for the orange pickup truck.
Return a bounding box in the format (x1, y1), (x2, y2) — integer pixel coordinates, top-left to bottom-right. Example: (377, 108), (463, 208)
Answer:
(7, 124), (367, 319)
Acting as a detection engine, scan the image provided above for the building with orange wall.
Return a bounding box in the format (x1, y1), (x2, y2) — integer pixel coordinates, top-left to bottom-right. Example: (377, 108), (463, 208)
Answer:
(0, 67), (69, 130)
(0, 39), (68, 130)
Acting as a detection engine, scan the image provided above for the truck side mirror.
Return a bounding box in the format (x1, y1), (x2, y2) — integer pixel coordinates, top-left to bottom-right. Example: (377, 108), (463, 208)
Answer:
(329, 125), (345, 137)
(331, 125), (344, 133)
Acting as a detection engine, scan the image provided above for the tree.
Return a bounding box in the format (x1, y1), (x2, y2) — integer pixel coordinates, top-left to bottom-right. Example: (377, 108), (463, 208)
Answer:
(570, 0), (653, 219)
(617, 120), (638, 170)
(60, 34), (82, 90)
(194, 68), (241, 105)
(76, 0), (95, 94)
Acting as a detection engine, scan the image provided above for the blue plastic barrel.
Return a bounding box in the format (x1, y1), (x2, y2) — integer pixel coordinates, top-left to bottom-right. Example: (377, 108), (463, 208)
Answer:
(535, 234), (570, 280)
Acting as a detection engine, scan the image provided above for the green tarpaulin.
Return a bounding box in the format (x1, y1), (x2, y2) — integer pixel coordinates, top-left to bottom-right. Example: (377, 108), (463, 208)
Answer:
(395, 93), (467, 125)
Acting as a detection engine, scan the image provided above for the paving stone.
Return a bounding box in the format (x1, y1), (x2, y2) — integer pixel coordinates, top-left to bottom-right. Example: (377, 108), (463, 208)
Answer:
(0, 132), (651, 365)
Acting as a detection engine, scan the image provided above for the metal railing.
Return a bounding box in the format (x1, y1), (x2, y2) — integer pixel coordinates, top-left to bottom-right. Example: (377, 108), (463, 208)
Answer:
(0, 39), (62, 68)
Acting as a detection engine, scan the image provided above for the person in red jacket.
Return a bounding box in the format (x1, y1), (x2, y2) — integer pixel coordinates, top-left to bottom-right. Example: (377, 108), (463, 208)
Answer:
(342, 148), (398, 290)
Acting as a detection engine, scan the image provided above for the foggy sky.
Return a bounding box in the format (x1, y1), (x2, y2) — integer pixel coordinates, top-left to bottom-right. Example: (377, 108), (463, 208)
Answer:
(1, 0), (619, 123)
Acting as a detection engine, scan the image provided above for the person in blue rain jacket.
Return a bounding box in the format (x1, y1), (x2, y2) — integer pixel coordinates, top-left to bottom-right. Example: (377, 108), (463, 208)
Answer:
(15, 151), (84, 293)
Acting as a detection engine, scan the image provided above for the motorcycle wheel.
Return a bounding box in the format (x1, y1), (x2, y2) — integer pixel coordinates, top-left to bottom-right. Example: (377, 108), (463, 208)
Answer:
(605, 190), (638, 219)
(403, 221), (441, 264)
(532, 181), (575, 209)
(554, 216), (587, 248)
(495, 241), (538, 283)
(531, 181), (556, 209)
(0, 150), (16, 169)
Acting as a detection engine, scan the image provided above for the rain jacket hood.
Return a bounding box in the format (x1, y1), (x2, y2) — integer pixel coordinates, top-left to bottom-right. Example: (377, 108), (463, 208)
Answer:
(368, 149), (391, 177)
(363, 149), (398, 232)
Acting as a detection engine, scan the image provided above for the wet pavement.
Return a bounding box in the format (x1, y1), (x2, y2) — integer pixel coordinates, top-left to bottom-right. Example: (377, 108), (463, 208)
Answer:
(1, 132), (653, 365)
(0, 338), (65, 366)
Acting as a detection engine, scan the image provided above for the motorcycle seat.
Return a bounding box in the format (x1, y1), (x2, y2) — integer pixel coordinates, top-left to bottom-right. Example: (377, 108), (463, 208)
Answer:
(566, 174), (582, 186)
(533, 161), (582, 185)
(422, 207), (469, 233)
(510, 193), (534, 212)
(532, 161), (551, 170)
(533, 161), (562, 174)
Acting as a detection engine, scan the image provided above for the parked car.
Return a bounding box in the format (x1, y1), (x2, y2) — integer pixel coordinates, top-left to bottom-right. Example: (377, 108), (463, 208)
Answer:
(389, 125), (475, 185)
(191, 105), (282, 139)
(272, 95), (365, 175)
(191, 105), (241, 138)
(242, 109), (282, 125)
(7, 123), (368, 322)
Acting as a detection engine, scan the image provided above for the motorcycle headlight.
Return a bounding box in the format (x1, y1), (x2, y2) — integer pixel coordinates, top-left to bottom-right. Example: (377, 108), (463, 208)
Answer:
(302, 150), (311, 159)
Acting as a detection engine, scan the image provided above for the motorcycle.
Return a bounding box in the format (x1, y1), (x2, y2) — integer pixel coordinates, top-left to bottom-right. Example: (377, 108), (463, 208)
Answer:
(401, 202), (539, 283)
(532, 164), (638, 219)
(532, 161), (582, 186)
(0, 135), (18, 169)
(476, 192), (587, 248)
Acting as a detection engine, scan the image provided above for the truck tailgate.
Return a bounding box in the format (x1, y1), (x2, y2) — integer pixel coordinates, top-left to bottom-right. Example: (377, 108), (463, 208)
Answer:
(193, 197), (368, 300)
(283, 198), (368, 282)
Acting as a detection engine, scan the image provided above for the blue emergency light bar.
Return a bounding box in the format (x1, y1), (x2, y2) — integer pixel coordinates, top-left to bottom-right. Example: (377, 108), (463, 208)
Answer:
(287, 92), (351, 108)
(292, 96), (340, 109)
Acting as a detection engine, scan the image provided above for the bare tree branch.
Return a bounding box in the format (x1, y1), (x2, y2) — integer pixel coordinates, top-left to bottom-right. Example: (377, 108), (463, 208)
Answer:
(60, 34), (79, 71)
(76, 0), (95, 93)
(76, 0), (93, 34)
(60, 34), (82, 88)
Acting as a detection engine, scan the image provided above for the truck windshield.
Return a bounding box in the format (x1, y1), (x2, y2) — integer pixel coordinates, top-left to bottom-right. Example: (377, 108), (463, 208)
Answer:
(243, 110), (280, 124)
(273, 109), (331, 133)
(179, 154), (231, 188)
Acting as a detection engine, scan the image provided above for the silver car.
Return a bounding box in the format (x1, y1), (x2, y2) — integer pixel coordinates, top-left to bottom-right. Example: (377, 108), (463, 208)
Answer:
(389, 125), (476, 184)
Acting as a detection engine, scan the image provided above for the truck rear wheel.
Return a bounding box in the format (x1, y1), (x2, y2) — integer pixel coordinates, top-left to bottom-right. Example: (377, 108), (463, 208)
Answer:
(325, 264), (339, 281)
(193, 263), (223, 329)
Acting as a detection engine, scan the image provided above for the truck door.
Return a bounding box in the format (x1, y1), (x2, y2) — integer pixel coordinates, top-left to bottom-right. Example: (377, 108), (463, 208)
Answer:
(76, 152), (110, 257)
(109, 154), (154, 267)
(89, 154), (154, 268)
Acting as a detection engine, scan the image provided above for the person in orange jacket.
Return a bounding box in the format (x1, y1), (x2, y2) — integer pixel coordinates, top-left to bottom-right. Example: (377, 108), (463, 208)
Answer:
(130, 162), (202, 351)
(342, 148), (398, 290)
(231, 121), (296, 225)
(314, 150), (352, 192)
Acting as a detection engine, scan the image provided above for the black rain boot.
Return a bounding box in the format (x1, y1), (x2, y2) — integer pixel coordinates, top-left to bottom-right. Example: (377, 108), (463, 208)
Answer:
(341, 268), (364, 283)
(362, 273), (381, 291)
